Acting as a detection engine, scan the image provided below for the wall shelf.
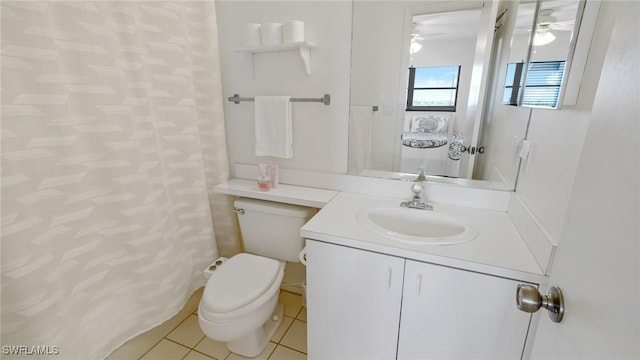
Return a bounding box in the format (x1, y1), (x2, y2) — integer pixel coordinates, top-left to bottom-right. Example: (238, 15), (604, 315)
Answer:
(213, 179), (337, 208)
(235, 41), (316, 77)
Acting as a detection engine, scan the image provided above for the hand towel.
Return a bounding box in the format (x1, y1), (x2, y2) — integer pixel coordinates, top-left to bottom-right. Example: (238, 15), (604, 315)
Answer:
(348, 106), (372, 171)
(254, 96), (293, 159)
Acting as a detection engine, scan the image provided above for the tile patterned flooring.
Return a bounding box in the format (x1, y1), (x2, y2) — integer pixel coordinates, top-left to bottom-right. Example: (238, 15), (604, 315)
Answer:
(106, 289), (307, 360)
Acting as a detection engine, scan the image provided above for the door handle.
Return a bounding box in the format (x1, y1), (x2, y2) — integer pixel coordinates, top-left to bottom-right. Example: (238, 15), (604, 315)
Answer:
(516, 284), (565, 322)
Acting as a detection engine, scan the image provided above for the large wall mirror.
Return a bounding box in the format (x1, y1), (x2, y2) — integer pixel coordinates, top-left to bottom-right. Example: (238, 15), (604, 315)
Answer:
(347, 0), (596, 191)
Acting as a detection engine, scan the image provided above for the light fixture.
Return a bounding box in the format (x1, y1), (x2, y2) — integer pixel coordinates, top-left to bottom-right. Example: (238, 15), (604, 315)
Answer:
(533, 26), (556, 46)
(410, 38), (422, 54)
(409, 23), (423, 54)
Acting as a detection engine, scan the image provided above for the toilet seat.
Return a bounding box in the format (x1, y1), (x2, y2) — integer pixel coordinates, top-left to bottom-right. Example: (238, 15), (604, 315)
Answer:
(200, 253), (284, 320)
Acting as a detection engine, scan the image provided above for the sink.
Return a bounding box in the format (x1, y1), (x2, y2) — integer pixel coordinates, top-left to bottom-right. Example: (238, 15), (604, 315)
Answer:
(356, 206), (478, 245)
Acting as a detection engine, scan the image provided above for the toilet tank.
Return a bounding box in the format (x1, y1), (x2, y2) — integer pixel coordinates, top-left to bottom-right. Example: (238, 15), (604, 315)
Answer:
(234, 198), (316, 262)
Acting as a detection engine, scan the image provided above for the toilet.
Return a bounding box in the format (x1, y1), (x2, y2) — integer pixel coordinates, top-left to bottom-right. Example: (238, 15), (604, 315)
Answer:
(198, 198), (315, 357)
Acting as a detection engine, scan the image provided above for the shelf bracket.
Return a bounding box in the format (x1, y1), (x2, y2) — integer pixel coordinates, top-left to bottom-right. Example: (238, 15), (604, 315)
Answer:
(298, 45), (311, 75)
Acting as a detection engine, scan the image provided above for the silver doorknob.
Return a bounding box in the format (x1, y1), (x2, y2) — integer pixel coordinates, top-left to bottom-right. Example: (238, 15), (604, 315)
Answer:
(516, 284), (565, 323)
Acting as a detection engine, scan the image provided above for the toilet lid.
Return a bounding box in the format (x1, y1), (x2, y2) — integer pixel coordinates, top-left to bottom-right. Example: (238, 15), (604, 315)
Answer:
(202, 253), (281, 313)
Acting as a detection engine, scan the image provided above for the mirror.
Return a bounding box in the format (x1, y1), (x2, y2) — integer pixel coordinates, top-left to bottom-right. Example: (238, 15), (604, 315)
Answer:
(502, 0), (586, 109)
(347, 0), (593, 190)
(348, 1), (507, 190)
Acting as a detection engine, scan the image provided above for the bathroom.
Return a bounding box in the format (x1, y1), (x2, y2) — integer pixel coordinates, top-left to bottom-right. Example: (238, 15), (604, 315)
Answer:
(1, 1), (638, 360)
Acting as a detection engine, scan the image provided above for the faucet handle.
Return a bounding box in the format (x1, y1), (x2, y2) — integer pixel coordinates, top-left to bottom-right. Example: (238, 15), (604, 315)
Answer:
(411, 183), (423, 197)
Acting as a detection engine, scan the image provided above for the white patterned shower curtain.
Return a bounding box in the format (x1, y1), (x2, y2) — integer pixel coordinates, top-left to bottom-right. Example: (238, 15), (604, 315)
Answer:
(1, 2), (238, 359)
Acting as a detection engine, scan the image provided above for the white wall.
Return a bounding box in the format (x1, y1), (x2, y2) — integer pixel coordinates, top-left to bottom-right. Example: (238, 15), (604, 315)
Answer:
(531, 1), (639, 357)
(216, 1), (352, 176)
(515, 0), (616, 244)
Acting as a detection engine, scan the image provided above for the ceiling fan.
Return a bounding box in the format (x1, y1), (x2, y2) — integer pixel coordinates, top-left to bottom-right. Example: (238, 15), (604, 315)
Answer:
(537, 8), (576, 31)
(410, 25), (425, 54)
(533, 8), (575, 46)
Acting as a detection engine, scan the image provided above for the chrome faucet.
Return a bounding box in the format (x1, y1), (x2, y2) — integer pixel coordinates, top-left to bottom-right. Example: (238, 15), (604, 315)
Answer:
(400, 183), (433, 211)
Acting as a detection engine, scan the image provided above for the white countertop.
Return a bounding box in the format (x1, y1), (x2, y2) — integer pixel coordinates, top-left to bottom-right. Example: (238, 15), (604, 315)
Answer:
(301, 192), (546, 284)
(213, 179), (338, 208)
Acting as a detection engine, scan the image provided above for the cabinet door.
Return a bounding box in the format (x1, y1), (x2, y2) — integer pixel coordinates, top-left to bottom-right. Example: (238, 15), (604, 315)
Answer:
(398, 260), (533, 359)
(306, 240), (405, 360)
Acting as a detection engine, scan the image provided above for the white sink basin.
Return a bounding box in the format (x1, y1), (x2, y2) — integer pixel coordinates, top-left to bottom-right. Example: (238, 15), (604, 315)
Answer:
(356, 206), (478, 245)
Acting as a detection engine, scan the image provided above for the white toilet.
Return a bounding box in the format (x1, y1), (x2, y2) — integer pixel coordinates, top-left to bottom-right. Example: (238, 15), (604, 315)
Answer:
(198, 198), (315, 357)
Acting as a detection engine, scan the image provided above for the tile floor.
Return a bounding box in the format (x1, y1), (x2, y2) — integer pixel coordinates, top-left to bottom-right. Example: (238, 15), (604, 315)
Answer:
(107, 289), (307, 360)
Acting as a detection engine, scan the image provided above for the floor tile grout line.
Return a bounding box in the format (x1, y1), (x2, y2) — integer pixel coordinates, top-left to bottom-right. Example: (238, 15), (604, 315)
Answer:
(278, 315), (298, 345)
(280, 289), (302, 296)
(136, 313), (196, 360)
(276, 314), (297, 342)
(276, 315), (307, 355)
(163, 316), (205, 348)
(180, 349), (195, 360)
(274, 343), (307, 356)
(136, 337), (190, 360)
(164, 337), (194, 350)
(293, 305), (303, 321)
(191, 332), (208, 351)
(185, 348), (219, 360)
(294, 306), (307, 323)
(264, 341), (279, 360)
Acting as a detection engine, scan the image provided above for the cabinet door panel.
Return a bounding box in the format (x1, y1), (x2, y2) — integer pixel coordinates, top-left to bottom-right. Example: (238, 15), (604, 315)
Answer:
(398, 260), (533, 359)
(306, 240), (404, 360)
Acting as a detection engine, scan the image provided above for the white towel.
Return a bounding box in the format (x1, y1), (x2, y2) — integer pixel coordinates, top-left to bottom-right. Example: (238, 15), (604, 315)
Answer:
(254, 96), (293, 159)
(348, 106), (372, 171)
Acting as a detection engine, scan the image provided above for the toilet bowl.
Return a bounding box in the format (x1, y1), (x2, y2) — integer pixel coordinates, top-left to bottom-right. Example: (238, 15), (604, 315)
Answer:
(198, 198), (315, 357)
(198, 253), (285, 357)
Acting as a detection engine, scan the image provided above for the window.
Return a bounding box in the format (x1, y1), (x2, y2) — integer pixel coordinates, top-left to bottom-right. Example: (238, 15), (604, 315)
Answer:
(503, 60), (566, 108)
(406, 66), (461, 112)
(503, 62), (525, 106)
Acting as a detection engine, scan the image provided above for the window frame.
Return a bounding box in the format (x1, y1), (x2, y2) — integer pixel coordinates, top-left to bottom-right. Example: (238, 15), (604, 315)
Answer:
(503, 60), (566, 108)
(406, 65), (461, 112)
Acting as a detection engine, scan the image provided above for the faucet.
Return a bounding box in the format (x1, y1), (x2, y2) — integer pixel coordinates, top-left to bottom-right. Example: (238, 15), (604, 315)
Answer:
(415, 167), (427, 182)
(400, 183), (433, 211)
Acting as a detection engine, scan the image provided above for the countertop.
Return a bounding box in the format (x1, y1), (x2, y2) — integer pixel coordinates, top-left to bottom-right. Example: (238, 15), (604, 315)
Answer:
(300, 192), (546, 284)
(213, 179), (338, 208)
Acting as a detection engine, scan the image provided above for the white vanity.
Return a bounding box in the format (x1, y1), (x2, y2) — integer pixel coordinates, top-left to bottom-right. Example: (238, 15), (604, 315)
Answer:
(215, 174), (548, 359)
(300, 192), (546, 359)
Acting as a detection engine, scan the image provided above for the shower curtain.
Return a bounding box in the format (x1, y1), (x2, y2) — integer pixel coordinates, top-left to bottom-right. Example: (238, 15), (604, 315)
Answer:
(1, 2), (238, 359)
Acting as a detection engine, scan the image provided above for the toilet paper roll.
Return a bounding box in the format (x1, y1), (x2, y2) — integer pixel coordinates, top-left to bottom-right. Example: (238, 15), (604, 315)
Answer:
(243, 23), (262, 47)
(260, 22), (283, 46)
(283, 20), (304, 43)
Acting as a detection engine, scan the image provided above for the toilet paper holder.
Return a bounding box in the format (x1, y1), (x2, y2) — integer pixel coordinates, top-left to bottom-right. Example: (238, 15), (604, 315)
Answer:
(298, 247), (307, 265)
(204, 257), (229, 279)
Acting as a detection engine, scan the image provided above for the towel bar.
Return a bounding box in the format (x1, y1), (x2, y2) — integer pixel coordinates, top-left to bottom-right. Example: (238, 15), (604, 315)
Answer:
(228, 94), (330, 106)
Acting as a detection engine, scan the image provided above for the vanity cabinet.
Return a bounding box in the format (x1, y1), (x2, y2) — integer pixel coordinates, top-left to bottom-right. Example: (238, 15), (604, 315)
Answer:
(306, 239), (535, 359)
(398, 259), (533, 359)
(305, 239), (404, 359)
